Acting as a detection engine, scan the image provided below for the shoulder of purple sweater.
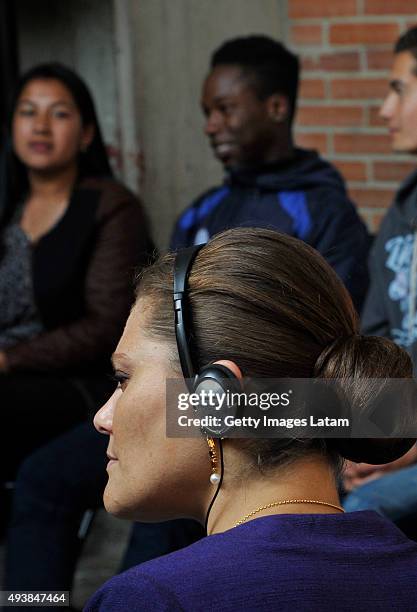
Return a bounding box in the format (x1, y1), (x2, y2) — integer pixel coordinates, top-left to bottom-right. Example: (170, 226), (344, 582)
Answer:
(85, 570), (183, 612)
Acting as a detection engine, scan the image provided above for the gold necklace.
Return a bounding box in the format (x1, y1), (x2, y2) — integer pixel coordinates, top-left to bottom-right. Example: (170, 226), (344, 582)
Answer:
(235, 499), (345, 527)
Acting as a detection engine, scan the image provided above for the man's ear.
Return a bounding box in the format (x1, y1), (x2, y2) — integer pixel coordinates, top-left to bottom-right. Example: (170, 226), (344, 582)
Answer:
(266, 93), (290, 123)
(213, 360), (243, 380)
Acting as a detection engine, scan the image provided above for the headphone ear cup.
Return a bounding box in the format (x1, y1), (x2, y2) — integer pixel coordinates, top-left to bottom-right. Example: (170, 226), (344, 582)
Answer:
(193, 365), (241, 437)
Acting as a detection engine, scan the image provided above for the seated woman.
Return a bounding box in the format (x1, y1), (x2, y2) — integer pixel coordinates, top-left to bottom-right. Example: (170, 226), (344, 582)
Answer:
(86, 227), (417, 611)
(0, 62), (153, 486)
(342, 447), (417, 528)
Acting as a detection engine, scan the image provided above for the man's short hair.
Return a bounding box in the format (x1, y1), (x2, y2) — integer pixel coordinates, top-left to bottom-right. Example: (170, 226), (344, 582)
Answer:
(395, 26), (417, 68)
(211, 35), (299, 123)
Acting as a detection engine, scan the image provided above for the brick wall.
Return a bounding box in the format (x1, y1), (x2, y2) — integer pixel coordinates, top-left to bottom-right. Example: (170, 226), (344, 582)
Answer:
(288, 0), (417, 232)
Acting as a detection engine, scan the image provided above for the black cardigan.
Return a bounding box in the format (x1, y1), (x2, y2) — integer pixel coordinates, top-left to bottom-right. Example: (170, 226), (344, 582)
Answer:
(5, 177), (154, 374)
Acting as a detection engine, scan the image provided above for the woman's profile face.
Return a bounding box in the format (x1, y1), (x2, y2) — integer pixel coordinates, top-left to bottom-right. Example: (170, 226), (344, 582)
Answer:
(94, 299), (210, 522)
(12, 77), (93, 174)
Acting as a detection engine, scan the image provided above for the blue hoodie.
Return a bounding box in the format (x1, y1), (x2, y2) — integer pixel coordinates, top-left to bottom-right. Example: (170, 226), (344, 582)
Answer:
(170, 148), (370, 311)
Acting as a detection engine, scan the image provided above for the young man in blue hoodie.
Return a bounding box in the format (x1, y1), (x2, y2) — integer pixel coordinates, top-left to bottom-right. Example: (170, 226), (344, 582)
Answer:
(171, 35), (369, 311)
(344, 27), (417, 520)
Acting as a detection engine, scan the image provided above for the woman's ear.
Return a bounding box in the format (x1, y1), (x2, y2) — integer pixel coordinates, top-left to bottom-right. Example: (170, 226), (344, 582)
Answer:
(80, 123), (95, 151)
(213, 360), (242, 380)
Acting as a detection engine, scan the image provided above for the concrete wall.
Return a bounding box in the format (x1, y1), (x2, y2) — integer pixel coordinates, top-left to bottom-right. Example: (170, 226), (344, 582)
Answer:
(15, 0), (118, 165)
(130, 0), (287, 248)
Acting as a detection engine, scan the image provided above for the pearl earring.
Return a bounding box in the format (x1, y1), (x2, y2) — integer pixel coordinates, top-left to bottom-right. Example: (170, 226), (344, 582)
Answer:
(207, 437), (221, 485)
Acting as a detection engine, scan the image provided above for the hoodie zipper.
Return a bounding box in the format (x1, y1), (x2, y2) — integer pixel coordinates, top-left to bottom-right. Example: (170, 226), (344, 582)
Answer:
(408, 216), (417, 344)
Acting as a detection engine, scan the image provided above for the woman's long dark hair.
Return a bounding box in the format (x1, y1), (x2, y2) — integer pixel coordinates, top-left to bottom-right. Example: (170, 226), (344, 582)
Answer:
(0, 62), (113, 227)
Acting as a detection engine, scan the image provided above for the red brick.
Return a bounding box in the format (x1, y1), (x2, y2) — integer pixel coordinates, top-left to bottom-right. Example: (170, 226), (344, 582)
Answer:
(295, 132), (328, 153)
(333, 160), (367, 181)
(369, 105), (386, 126)
(301, 56), (317, 71)
(349, 188), (394, 208)
(289, 0), (357, 18)
(296, 105), (363, 127)
(361, 211), (386, 233)
(330, 23), (399, 46)
(373, 161), (416, 182)
(291, 25), (323, 46)
(331, 78), (387, 99)
(299, 79), (326, 99)
(371, 212), (386, 231)
(319, 52), (360, 72)
(301, 52), (360, 72)
(365, 0), (417, 15)
(367, 49), (393, 71)
(334, 133), (391, 154)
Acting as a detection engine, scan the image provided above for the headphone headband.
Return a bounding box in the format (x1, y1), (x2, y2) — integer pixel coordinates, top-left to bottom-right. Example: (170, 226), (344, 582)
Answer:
(173, 243), (241, 438)
(173, 245), (204, 380)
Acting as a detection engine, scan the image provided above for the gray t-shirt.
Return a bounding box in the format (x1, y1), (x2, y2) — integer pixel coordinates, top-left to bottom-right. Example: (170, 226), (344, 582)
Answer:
(0, 223), (43, 349)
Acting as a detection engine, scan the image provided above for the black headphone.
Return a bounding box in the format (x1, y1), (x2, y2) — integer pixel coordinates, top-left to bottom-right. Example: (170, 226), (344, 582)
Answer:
(174, 247), (417, 468)
(173, 245), (240, 437)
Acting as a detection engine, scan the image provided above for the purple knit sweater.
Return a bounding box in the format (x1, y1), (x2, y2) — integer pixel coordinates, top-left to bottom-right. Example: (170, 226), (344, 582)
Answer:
(85, 511), (417, 611)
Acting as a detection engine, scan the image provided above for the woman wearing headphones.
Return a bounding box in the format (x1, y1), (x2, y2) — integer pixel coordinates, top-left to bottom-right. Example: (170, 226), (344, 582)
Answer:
(88, 227), (417, 611)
